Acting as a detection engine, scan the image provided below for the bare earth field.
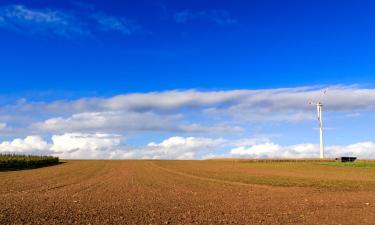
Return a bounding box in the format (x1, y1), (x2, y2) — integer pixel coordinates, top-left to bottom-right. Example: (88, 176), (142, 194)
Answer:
(1, 160), (375, 225)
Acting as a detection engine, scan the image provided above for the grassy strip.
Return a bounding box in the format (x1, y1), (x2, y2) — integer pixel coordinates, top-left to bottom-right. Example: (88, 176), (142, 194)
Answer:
(0, 154), (59, 170)
(319, 162), (375, 167)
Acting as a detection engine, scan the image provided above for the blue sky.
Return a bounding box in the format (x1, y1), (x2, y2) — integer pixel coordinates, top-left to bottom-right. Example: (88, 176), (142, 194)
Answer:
(1, 1), (375, 159)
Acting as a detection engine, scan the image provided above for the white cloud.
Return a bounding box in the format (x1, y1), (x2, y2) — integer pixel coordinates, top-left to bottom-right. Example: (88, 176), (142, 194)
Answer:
(0, 133), (123, 159)
(0, 5), (89, 38)
(0, 134), (225, 159)
(0, 4), (141, 38)
(231, 137), (272, 146)
(51, 133), (122, 159)
(1, 133), (375, 159)
(229, 142), (375, 158)
(30, 111), (244, 134)
(231, 143), (294, 158)
(327, 142), (375, 158)
(133, 136), (226, 159)
(7, 86), (375, 116)
(205, 109), (316, 122)
(2, 85), (375, 138)
(0, 135), (50, 154)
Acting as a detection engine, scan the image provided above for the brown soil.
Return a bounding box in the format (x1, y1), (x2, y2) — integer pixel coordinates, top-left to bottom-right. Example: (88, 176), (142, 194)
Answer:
(0, 160), (374, 225)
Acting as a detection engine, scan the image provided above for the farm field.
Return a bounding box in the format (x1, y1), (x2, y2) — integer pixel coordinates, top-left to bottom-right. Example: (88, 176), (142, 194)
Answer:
(1, 160), (375, 224)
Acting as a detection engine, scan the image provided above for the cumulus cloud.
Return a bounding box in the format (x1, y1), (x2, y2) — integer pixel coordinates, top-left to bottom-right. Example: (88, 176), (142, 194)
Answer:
(1, 133), (375, 159)
(229, 142), (375, 158)
(142, 136), (225, 159)
(0, 135), (50, 154)
(0, 134), (225, 159)
(0, 133), (123, 159)
(174, 10), (236, 25)
(50, 133), (122, 159)
(0, 4), (141, 38)
(115, 136), (226, 160)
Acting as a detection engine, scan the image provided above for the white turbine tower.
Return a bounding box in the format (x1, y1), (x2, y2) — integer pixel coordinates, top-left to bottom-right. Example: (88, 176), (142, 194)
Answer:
(316, 101), (324, 159)
(309, 90), (326, 159)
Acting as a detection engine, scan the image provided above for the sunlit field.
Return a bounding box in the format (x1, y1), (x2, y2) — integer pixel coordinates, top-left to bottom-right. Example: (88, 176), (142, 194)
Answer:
(1, 160), (374, 224)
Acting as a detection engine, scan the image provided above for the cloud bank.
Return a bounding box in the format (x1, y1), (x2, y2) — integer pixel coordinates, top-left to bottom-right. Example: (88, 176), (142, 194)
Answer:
(0, 133), (374, 159)
(1, 85), (375, 159)
(0, 134), (224, 160)
(5, 85), (375, 115)
(230, 142), (375, 159)
(1, 85), (375, 135)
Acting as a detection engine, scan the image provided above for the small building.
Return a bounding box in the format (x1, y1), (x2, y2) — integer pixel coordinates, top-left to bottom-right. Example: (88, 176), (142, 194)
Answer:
(335, 157), (357, 162)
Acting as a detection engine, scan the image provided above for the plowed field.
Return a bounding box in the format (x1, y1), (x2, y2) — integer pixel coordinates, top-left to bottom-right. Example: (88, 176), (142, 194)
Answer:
(1, 160), (375, 224)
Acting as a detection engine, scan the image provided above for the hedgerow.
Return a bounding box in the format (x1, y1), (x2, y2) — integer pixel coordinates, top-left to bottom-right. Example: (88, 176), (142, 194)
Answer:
(0, 154), (59, 170)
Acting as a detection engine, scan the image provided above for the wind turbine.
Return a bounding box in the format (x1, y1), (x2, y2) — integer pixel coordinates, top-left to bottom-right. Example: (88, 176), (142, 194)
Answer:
(309, 90), (327, 159)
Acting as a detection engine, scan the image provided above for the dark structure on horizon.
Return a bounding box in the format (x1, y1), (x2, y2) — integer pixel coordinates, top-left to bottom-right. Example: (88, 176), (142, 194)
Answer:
(335, 157), (357, 163)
